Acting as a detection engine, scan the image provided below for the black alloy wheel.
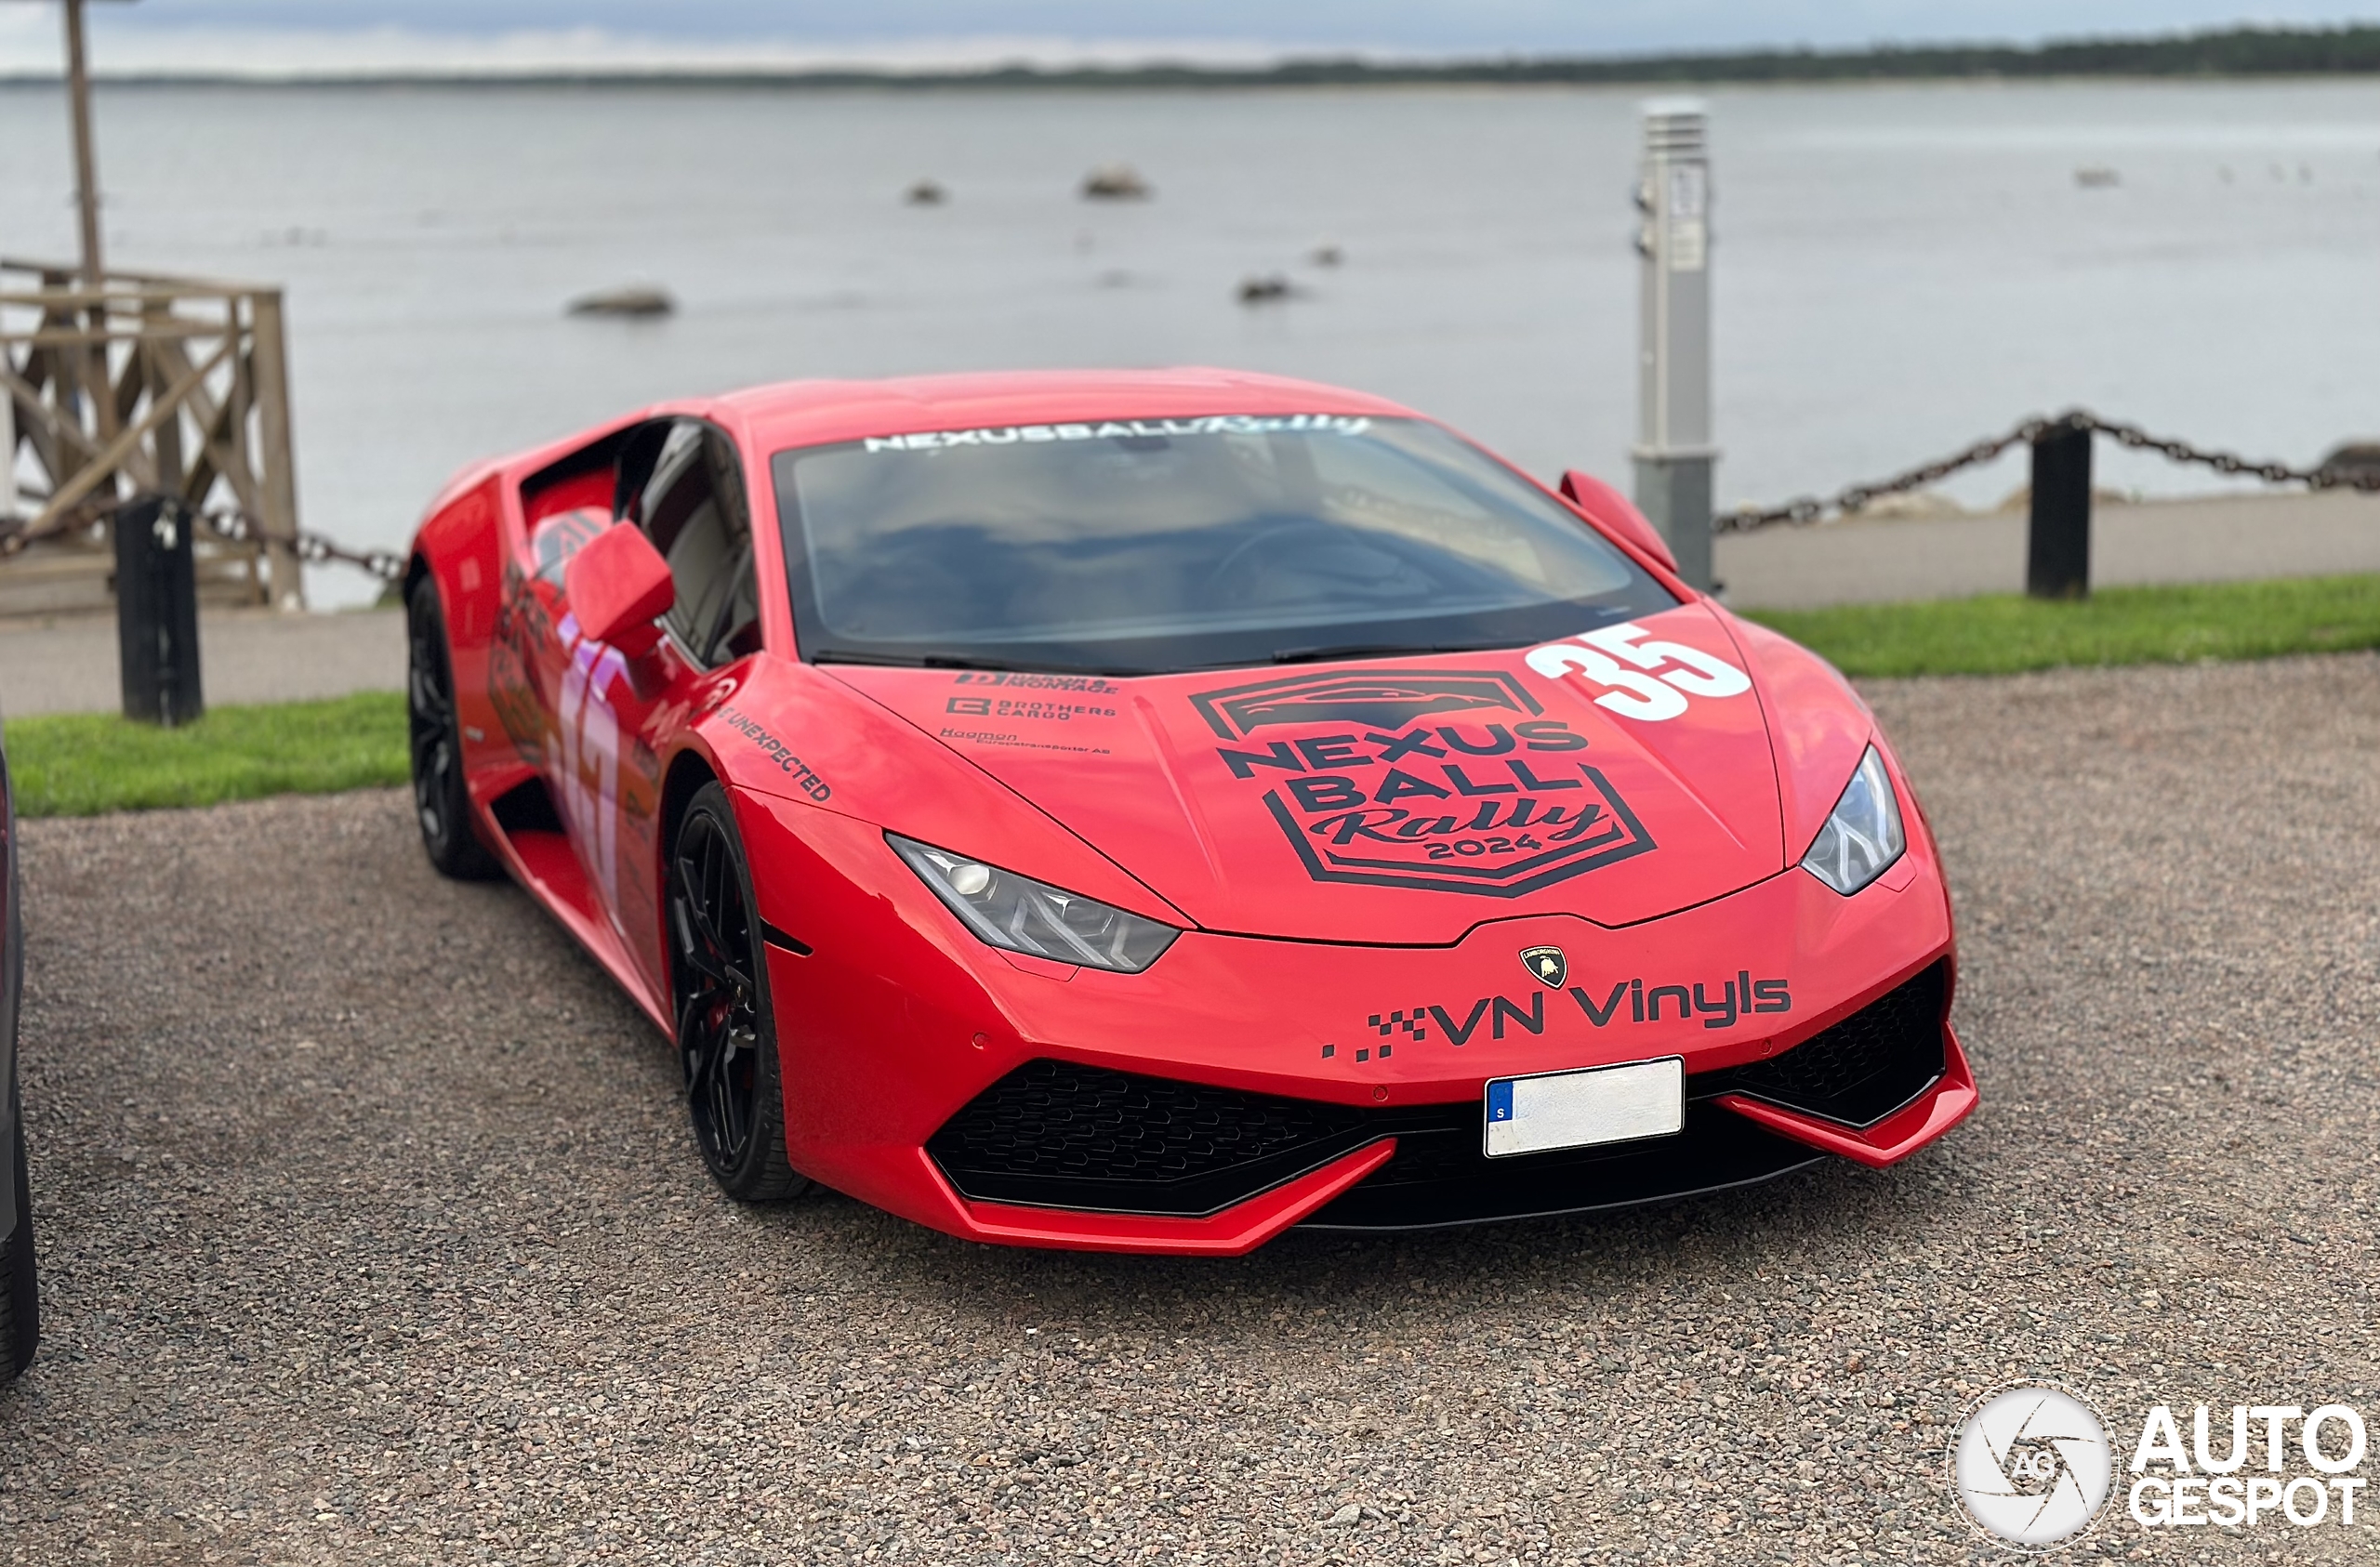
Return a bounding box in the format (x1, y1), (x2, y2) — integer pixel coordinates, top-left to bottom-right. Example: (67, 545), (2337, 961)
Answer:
(668, 784), (805, 1202)
(405, 578), (499, 881)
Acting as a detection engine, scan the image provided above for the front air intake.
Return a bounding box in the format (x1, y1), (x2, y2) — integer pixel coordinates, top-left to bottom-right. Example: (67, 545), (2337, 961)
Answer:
(927, 1059), (1381, 1218)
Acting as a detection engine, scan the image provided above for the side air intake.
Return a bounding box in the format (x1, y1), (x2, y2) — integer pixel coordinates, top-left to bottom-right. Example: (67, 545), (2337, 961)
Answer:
(1701, 961), (1948, 1127)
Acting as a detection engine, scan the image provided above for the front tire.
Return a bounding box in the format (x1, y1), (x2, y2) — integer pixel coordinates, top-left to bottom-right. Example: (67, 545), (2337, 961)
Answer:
(668, 784), (806, 1203)
(406, 577), (500, 881)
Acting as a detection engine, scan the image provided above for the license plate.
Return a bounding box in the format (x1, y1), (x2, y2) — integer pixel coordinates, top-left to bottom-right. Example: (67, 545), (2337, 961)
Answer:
(1484, 1058), (1684, 1158)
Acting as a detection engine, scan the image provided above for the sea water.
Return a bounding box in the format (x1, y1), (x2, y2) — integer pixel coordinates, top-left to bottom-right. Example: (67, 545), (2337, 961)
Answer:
(0, 78), (2373, 604)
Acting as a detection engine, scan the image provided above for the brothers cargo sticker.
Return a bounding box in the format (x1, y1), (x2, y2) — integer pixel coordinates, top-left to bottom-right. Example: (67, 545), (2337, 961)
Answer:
(945, 695), (1117, 722)
(1189, 668), (1654, 896)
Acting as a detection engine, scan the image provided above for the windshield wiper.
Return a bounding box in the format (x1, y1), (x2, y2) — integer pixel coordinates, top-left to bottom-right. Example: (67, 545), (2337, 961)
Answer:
(1267, 641), (1483, 665)
(813, 650), (1153, 678)
(813, 651), (1019, 672)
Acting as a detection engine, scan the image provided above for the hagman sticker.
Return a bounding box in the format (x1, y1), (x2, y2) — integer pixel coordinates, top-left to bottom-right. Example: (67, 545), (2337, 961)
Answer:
(1187, 669), (1655, 898)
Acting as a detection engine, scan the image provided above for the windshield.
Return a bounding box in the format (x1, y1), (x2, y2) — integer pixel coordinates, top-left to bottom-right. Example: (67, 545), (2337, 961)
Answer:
(773, 414), (1676, 674)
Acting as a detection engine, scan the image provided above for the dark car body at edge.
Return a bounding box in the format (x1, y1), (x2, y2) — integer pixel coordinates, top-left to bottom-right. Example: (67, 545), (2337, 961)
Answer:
(0, 721), (36, 1382)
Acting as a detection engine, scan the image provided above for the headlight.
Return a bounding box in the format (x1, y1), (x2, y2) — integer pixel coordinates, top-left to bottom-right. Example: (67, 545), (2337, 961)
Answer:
(888, 834), (1180, 973)
(1801, 745), (1906, 896)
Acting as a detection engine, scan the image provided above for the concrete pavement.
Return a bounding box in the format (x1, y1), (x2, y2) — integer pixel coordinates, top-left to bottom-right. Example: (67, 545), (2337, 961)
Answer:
(1715, 488), (2380, 610)
(0, 607), (405, 719)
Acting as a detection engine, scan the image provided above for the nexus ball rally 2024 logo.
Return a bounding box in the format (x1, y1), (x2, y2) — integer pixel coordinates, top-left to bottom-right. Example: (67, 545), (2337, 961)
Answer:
(1187, 669), (1654, 897)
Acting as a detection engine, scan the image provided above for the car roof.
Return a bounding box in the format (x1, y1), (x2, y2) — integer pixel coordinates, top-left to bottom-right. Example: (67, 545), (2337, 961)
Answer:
(716, 367), (1421, 454)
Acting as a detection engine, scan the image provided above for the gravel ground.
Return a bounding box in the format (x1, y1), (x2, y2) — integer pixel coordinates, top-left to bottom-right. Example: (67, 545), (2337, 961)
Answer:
(2, 652), (2377, 1566)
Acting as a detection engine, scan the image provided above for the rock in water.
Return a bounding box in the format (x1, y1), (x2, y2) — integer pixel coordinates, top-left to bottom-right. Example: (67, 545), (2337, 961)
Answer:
(2073, 166), (2120, 189)
(1853, 489), (1966, 521)
(1236, 274), (1295, 304)
(1080, 164), (1152, 201)
(567, 285), (675, 319)
(2319, 441), (2380, 481)
(906, 178), (947, 205)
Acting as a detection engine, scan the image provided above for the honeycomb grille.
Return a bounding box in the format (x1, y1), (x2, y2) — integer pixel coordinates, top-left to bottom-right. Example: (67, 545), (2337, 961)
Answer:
(1710, 961), (1947, 1126)
(928, 1059), (1373, 1215)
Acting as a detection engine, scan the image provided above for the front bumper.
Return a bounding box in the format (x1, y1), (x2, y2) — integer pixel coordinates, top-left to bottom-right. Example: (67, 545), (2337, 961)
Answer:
(764, 817), (1969, 1256)
(928, 959), (1966, 1236)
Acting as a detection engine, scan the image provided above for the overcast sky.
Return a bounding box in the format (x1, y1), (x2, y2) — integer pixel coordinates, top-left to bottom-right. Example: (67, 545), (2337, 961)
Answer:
(7, 2), (2380, 73)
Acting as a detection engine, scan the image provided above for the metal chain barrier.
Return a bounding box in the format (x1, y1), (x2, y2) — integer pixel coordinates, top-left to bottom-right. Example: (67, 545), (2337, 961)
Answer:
(188, 503), (406, 583)
(0, 493), (405, 582)
(4, 413), (2373, 569)
(0, 502), (108, 560)
(1721, 408), (2380, 533)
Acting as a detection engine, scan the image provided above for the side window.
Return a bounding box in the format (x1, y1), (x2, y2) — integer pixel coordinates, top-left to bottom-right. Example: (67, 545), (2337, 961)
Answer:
(631, 422), (760, 665)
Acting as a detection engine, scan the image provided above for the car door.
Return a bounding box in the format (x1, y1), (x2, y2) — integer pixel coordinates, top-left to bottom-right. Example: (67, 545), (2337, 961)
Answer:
(555, 418), (763, 995)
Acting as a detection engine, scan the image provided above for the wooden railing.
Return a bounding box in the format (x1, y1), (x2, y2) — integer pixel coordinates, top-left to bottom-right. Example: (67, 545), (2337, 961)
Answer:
(0, 258), (303, 612)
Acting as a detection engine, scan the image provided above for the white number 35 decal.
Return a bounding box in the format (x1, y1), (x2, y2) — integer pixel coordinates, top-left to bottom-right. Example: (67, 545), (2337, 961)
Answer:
(1525, 622), (1752, 721)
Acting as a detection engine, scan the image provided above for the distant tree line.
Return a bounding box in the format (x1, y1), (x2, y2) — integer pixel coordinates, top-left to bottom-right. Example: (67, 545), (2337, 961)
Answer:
(1418, 23), (2380, 84)
(961, 23), (2380, 86)
(53, 21), (2380, 89)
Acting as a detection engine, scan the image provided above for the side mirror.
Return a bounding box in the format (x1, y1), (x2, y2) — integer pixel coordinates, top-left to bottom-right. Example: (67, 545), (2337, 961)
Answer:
(1559, 468), (1679, 576)
(563, 523), (674, 654)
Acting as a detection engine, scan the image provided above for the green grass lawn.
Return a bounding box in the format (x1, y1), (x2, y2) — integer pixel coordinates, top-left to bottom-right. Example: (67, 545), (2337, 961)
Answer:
(7, 691), (407, 819)
(1743, 573), (2380, 678)
(6, 573), (2378, 817)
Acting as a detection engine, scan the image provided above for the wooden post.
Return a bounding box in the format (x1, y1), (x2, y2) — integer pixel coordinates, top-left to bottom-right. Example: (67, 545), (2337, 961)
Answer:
(60, 0), (102, 287)
(141, 296), (181, 495)
(0, 258), (306, 615)
(0, 339), (15, 520)
(2027, 420), (2093, 600)
(59, 0), (120, 525)
(247, 288), (304, 610)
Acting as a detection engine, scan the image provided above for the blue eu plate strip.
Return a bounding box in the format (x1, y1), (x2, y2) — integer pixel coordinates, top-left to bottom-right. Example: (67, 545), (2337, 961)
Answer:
(1486, 1079), (1515, 1123)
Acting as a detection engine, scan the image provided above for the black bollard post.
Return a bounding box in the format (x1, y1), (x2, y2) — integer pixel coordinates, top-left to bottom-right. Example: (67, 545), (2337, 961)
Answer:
(112, 496), (205, 726)
(2027, 420), (2093, 600)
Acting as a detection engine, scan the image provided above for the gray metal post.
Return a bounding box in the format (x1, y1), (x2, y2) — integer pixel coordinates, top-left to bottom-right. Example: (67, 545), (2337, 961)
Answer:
(1631, 99), (1717, 591)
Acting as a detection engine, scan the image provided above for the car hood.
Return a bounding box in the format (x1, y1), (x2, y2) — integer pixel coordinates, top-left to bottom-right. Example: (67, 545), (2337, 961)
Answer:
(823, 602), (1786, 945)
